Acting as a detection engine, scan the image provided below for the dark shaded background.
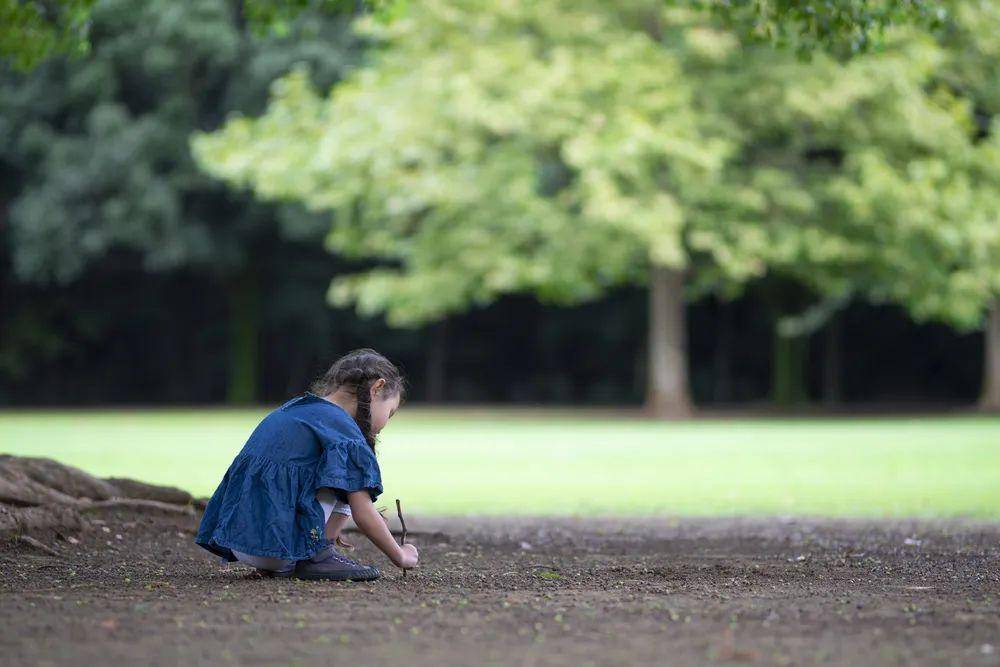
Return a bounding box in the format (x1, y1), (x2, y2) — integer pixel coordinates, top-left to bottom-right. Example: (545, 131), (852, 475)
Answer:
(0, 240), (981, 407)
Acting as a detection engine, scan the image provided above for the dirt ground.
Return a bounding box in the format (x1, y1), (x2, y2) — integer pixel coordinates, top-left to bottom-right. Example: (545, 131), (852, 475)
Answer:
(1, 510), (998, 667)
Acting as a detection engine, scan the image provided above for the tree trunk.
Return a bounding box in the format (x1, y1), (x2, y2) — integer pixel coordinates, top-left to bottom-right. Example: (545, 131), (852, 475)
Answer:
(426, 320), (447, 403)
(225, 273), (260, 404)
(822, 309), (843, 405)
(981, 301), (1000, 412)
(645, 266), (692, 418)
(772, 330), (809, 407)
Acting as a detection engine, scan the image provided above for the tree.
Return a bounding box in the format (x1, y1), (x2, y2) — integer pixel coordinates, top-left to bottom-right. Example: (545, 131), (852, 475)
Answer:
(747, 2), (1000, 409)
(1, 0), (362, 402)
(682, 3), (999, 408)
(194, 1), (738, 416)
(937, 1), (1000, 411)
(195, 0), (998, 416)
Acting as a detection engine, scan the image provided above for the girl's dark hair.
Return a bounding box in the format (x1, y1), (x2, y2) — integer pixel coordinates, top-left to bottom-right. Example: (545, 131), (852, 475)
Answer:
(310, 348), (406, 451)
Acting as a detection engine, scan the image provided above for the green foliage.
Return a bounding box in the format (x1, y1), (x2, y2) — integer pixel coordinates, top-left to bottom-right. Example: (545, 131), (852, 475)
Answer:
(754, 4), (1000, 331)
(195, 1), (732, 326)
(2, 0), (359, 284)
(0, 0), (397, 71)
(702, 0), (948, 56)
(242, 0), (406, 36)
(0, 0), (365, 401)
(1, 0), (942, 71)
(694, 18), (1000, 331)
(0, 0), (95, 70)
(196, 0), (997, 333)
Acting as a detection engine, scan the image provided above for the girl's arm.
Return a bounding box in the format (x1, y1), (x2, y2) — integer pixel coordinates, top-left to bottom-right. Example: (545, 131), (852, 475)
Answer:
(347, 490), (418, 569)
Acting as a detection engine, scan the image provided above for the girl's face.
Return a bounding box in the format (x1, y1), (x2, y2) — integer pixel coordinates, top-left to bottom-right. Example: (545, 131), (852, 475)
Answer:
(369, 380), (401, 435)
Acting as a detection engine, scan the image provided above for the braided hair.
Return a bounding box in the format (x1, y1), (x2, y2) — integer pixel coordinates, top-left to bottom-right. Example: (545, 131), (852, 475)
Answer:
(310, 348), (407, 451)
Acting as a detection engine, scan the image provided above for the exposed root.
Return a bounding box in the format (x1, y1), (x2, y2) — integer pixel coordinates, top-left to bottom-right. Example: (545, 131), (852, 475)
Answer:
(77, 499), (195, 515)
(0, 456), (198, 539)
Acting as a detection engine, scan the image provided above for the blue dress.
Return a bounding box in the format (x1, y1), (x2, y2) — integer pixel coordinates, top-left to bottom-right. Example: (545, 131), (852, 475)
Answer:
(195, 392), (383, 562)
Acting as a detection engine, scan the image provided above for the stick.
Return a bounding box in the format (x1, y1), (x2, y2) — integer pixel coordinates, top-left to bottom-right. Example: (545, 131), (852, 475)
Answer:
(396, 498), (407, 577)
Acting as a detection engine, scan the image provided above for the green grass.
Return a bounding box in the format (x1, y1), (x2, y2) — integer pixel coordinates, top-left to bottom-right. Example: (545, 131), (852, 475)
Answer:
(1, 409), (998, 518)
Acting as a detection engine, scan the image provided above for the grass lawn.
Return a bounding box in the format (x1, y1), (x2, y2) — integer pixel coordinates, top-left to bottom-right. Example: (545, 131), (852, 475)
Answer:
(1, 408), (998, 518)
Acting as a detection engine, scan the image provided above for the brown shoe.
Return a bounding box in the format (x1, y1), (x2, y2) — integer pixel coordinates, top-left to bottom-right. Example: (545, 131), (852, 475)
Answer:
(294, 546), (381, 582)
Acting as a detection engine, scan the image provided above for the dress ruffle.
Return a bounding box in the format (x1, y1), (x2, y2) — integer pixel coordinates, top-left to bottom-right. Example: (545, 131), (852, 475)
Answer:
(315, 436), (383, 502)
(196, 453), (329, 561)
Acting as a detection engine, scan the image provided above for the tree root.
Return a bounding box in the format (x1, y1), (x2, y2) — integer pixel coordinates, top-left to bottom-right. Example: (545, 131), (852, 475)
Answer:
(0, 456), (199, 540)
(76, 499), (195, 515)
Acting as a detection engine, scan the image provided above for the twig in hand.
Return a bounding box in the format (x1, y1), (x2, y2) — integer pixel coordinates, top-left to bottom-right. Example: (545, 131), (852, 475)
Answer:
(18, 535), (62, 558)
(396, 498), (407, 578)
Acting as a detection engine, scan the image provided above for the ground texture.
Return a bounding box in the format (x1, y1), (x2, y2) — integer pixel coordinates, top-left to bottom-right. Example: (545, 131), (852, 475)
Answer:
(1, 510), (998, 666)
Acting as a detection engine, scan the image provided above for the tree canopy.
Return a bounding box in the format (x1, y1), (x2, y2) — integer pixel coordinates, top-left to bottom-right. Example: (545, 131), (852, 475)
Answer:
(1, 0), (945, 71)
(703, 0), (949, 56)
(194, 0), (996, 328)
(196, 2), (729, 326)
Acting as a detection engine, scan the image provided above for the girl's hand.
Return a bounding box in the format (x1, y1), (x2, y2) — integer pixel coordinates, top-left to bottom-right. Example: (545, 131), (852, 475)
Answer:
(397, 543), (419, 569)
(348, 490), (419, 569)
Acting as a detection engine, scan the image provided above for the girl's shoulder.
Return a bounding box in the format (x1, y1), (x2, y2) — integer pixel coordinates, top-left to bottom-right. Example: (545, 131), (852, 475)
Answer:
(278, 392), (366, 443)
(277, 392), (329, 412)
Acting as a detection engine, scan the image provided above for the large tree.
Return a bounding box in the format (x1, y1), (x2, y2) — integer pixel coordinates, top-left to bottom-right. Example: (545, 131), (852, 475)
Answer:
(738, 2), (1000, 409)
(940, 1), (1000, 411)
(688, 6), (999, 407)
(1, 0), (361, 402)
(195, 1), (735, 416)
(195, 0), (997, 416)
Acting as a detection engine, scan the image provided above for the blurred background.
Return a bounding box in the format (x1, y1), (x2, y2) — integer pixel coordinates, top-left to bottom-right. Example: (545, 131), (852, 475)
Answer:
(1, 0), (997, 517)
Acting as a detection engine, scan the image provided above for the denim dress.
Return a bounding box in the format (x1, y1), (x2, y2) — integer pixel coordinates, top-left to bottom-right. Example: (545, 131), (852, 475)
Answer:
(195, 393), (383, 562)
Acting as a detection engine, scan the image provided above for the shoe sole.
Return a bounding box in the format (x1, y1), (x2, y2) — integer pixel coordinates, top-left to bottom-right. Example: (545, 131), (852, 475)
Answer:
(293, 570), (381, 582)
(256, 569), (295, 579)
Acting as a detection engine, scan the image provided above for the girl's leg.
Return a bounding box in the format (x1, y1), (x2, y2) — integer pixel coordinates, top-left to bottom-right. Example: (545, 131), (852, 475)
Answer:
(297, 490), (379, 579)
(316, 488), (352, 521)
(317, 487), (353, 544)
(229, 491), (362, 579)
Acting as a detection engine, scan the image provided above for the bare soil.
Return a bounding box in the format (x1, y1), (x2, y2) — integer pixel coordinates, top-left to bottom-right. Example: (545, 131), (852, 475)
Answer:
(1, 510), (998, 666)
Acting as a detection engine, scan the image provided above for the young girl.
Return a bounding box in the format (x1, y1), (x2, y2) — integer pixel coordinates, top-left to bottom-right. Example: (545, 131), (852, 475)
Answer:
(196, 348), (418, 581)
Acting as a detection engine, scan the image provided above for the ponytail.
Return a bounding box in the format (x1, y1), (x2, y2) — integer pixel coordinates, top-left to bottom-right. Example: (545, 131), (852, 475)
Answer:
(311, 348), (406, 451)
